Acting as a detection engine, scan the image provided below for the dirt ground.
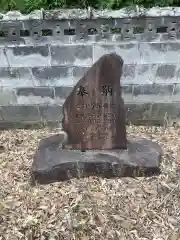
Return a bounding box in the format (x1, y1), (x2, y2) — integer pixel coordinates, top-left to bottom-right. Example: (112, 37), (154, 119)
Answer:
(0, 125), (180, 240)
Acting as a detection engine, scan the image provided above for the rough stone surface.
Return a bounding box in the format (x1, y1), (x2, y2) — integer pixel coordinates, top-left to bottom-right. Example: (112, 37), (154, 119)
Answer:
(2, 7), (180, 21)
(62, 53), (127, 150)
(31, 134), (162, 185)
(0, 10), (43, 21)
(91, 7), (180, 18)
(44, 9), (91, 20)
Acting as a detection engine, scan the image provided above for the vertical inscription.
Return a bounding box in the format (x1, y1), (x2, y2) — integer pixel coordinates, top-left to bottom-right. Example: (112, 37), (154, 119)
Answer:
(75, 101), (117, 141)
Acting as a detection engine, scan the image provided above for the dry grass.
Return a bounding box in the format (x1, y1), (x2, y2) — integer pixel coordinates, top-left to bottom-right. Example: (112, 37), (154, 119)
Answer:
(0, 125), (180, 240)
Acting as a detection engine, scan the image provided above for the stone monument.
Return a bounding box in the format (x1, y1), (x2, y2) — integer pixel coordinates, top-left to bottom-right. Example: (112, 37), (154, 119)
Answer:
(62, 53), (127, 150)
(31, 53), (162, 185)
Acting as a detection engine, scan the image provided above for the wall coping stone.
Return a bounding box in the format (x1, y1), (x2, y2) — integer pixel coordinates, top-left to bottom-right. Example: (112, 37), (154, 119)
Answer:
(1, 7), (180, 21)
(0, 10), (43, 21)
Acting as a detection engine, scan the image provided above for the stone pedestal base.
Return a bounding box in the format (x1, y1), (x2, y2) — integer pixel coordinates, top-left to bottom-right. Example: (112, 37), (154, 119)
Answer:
(31, 134), (162, 185)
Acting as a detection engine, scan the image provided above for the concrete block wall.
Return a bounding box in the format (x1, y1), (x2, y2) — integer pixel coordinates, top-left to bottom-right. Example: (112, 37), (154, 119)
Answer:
(1, 7), (180, 126)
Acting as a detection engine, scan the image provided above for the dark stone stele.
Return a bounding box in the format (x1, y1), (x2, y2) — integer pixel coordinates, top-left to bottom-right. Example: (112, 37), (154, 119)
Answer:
(62, 53), (127, 150)
(31, 53), (162, 184)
